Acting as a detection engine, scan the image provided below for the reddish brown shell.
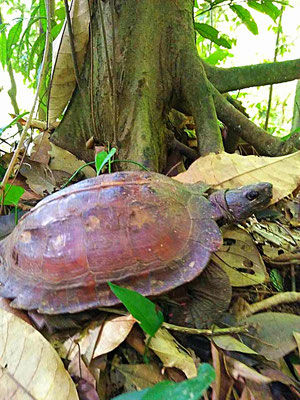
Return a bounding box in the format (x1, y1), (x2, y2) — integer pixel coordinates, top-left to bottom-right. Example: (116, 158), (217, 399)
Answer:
(0, 171), (222, 314)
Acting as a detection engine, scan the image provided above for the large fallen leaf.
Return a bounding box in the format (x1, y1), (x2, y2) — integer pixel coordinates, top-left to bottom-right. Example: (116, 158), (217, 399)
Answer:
(49, 143), (96, 179)
(225, 356), (272, 384)
(93, 314), (136, 357)
(213, 335), (258, 355)
(174, 151), (300, 202)
(0, 308), (78, 400)
(63, 315), (135, 363)
(212, 227), (268, 286)
(240, 312), (300, 361)
(146, 328), (197, 379)
(48, 0), (90, 123)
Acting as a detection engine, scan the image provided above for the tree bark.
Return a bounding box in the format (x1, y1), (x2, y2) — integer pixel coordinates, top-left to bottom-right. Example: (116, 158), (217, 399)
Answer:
(51, 0), (223, 170)
(50, 0), (300, 172)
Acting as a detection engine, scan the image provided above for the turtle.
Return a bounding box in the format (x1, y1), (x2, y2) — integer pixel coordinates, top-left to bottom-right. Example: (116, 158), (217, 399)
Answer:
(0, 171), (272, 314)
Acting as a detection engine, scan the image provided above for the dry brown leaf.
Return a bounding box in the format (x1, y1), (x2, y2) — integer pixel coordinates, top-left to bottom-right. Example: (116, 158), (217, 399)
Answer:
(49, 143), (96, 179)
(20, 159), (56, 195)
(174, 151), (300, 202)
(146, 328), (197, 379)
(30, 132), (52, 164)
(93, 315), (136, 358)
(63, 315), (135, 364)
(48, 0), (90, 123)
(116, 363), (165, 392)
(0, 308), (78, 400)
(211, 343), (233, 400)
(225, 356), (272, 384)
(212, 227), (268, 286)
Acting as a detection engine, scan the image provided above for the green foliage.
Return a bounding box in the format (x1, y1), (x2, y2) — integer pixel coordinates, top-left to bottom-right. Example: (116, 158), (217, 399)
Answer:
(248, 0), (281, 22)
(6, 18), (23, 58)
(194, 22), (231, 48)
(0, 0), (65, 83)
(95, 148), (116, 175)
(112, 363), (216, 400)
(0, 184), (25, 206)
(205, 48), (234, 65)
(269, 269), (284, 291)
(0, 111), (29, 135)
(230, 5), (258, 35)
(108, 282), (164, 337)
(194, 0), (283, 64)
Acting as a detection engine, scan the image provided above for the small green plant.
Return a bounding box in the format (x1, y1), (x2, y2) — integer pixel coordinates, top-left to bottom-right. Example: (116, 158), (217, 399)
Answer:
(108, 282), (164, 337)
(95, 148), (116, 175)
(112, 363), (216, 400)
(0, 184), (25, 206)
(61, 147), (149, 188)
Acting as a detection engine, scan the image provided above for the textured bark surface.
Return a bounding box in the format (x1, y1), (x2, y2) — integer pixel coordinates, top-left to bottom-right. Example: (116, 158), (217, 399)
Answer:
(51, 0), (222, 170)
(51, 0), (300, 171)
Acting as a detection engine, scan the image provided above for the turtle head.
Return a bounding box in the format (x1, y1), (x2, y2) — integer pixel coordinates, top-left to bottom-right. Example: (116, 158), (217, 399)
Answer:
(209, 182), (273, 222)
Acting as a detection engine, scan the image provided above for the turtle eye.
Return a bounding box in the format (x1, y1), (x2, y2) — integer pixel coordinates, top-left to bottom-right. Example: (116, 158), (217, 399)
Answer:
(246, 190), (259, 201)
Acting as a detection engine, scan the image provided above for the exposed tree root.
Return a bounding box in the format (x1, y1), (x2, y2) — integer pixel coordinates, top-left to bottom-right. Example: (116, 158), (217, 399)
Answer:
(212, 85), (299, 156)
(180, 53), (224, 155)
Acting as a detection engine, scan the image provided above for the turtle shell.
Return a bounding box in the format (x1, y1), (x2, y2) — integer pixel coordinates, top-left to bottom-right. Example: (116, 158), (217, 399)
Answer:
(0, 171), (222, 314)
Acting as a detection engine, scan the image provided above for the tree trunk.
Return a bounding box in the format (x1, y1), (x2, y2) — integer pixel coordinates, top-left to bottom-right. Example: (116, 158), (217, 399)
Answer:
(51, 0), (299, 172)
(51, 0), (222, 171)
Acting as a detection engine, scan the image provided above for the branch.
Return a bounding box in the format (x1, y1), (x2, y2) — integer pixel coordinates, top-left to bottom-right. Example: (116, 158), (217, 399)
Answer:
(202, 58), (300, 93)
(212, 84), (300, 156)
(240, 292), (300, 318)
(7, 62), (20, 115)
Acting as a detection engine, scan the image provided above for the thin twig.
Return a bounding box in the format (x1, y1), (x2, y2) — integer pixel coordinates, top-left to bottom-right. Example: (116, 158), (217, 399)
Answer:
(241, 292), (300, 318)
(97, 307), (249, 336)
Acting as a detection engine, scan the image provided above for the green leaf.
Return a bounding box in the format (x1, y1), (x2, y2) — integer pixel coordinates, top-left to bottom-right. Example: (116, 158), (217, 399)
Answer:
(0, 31), (7, 68)
(194, 23), (231, 49)
(108, 282), (164, 337)
(54, 7), (66, 21)
(112, 388), (150, 400)
(27, 32), (45, 77)
(248, 0), (281, 22)
(6, 19), (23, 59)
(0, 112), (29, 135)
(231, 5), (258, 35)
(95, 148), (116, 175)
(39, 0), (47, 32)
(18, 17), (43, 57)
(51, 21), (64, 40)
(205, 48), (234, 65)
(112, 364), (215, 400)
(269, 269), (284, 291)
(0, 184), (25, 206)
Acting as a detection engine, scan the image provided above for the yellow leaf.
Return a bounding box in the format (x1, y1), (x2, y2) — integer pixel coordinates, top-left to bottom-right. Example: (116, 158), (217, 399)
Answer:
(0, 309), (78, 400)
(146, 328), (197, 378)
(174, 152), (300, 203)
